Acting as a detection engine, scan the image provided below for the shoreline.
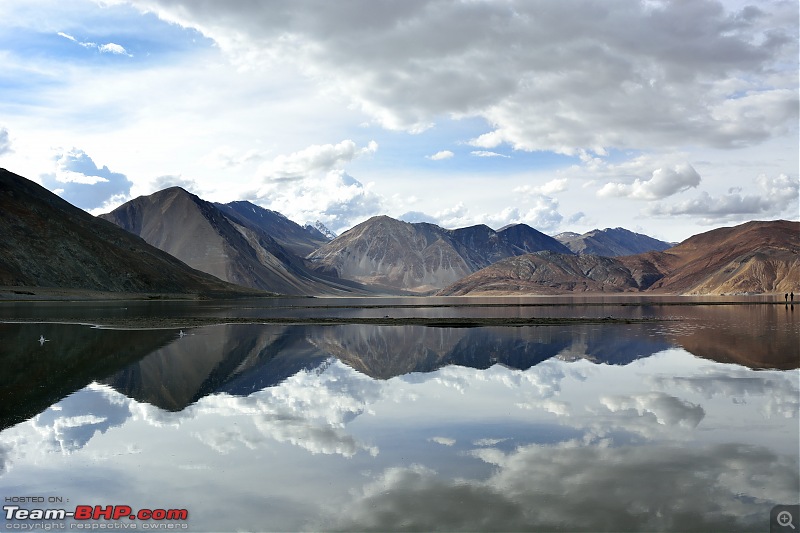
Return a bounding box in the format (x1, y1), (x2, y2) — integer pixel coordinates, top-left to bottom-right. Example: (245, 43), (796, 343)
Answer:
(0, 315), (664, 330)
(0, 286), (791, 305)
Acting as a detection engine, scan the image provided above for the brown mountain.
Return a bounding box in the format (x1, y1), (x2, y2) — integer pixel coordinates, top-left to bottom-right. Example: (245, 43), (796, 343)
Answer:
(643, 220), (799, 294)
(100, 187), (367, 295)
(306, 215), (571, 292)
(0, 169), (256, 297)
(439, 220), (799, 296)
(438, 252), (647, 295)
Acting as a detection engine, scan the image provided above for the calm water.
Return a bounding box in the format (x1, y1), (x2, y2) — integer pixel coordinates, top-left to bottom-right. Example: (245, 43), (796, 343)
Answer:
(0, 297), (798, 532)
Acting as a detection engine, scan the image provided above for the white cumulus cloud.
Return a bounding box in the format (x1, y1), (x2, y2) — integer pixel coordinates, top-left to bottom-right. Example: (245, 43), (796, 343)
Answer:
(427, 150), (454, 161)
(645, 173), (799, 223)
(258, 139), (377, 181)
(597, 163), (702, 200)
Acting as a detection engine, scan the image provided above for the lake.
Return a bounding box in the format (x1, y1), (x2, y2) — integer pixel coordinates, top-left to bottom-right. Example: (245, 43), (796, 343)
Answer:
(0, 296), (798, 532)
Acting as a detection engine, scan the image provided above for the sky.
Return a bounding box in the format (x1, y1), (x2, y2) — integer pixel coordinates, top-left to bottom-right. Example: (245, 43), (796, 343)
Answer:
(0, 0), (797, 242)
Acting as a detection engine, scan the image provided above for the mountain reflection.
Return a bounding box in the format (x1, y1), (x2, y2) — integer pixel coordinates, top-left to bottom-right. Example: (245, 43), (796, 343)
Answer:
(1, 302), (796, 427)
(100, 323), (673, 411)
(1, 316), (796, 532)
(103, 324), (328, 410)
(0, 323), (175, 430)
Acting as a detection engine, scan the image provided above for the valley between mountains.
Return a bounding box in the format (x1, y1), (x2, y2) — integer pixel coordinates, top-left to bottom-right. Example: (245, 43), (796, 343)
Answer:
(1, 168), (798, 299)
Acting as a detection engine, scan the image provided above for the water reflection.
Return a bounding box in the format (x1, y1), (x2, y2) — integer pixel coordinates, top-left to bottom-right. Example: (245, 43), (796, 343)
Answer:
(325, 441), (796, 532)
(0, 301), (798, 532)
(0, 323), (175, 429)
(91, 322), (675, 411)
(1, 351), (796, 532)
(1, 305), (796, 425)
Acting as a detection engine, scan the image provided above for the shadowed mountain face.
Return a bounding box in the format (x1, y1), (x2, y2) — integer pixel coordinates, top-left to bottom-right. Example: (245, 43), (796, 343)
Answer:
(555, 227), (673, 256)
(0, 169), (253, 297)
(214, 200), (328, 257)
(306, 216), (571, 292)
(101, 188), (369, 296)
(440, 220), (799, 296)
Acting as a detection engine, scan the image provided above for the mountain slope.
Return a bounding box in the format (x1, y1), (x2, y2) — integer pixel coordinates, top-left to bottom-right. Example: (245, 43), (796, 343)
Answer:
(645, 220), (799, 294)
(438, 252), (647, 295)
(306, 216), (571, 292)
(499, 223), (574, 255)
(439, 220), (798, 296)
(214, 200), (327, 257)
(101, 188), (367, 295)
(0, 169), (255, 297)
(556, 227), (673, 256)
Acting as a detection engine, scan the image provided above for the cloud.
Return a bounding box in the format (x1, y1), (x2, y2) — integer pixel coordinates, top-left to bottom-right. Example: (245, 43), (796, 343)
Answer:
(597, 163), (701, 200)
(202, 146), (267, 170)
(244, 140), (383, 231)
(98, 43), (130, 55)
(125, 0), (798, 152)
(0, 443), (9, 476)
(188, 358), (382, 458)
(57, 31), (132, 57)
(252, 169), (384, 234)
(515, 178), (568, 196)
(326, 441), (798, 532)
(151, 174), (199, 193)
(645, 173), (799, 223)
(470, 151), (509, 158)
(473, 438), (509, 447)
(600, 392), (705, 428)
(0, 127), (12, 156)
(650, 369), (799, 420)
(429, 195), (563, 232)
(427, 150), (454, 161)
(31, 385), (132, 453)
(397, 211), (438, 224)
(258, 140), (377, 181)
(40, 148), (134, 211)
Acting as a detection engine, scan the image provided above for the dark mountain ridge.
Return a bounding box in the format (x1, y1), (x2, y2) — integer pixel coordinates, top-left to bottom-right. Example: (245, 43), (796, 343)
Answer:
(0, 169), (256, 297)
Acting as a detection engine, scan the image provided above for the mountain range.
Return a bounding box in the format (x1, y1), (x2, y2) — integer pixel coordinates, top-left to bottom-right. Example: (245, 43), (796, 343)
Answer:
(554, 227), (673, 256)
(438, 220), (799, 296)
(306, 215), (571, 292)
(2, 169), (796, 297)
(0, 169), (257, 298)
(100, 187), (369, 295)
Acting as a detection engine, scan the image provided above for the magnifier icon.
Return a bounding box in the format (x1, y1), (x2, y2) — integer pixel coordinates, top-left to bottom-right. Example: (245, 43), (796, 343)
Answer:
(778, 511), (796, 530)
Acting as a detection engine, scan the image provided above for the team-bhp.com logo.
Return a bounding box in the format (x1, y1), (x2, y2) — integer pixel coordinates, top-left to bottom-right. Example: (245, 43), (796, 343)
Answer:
(4, 505), (189, 529)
